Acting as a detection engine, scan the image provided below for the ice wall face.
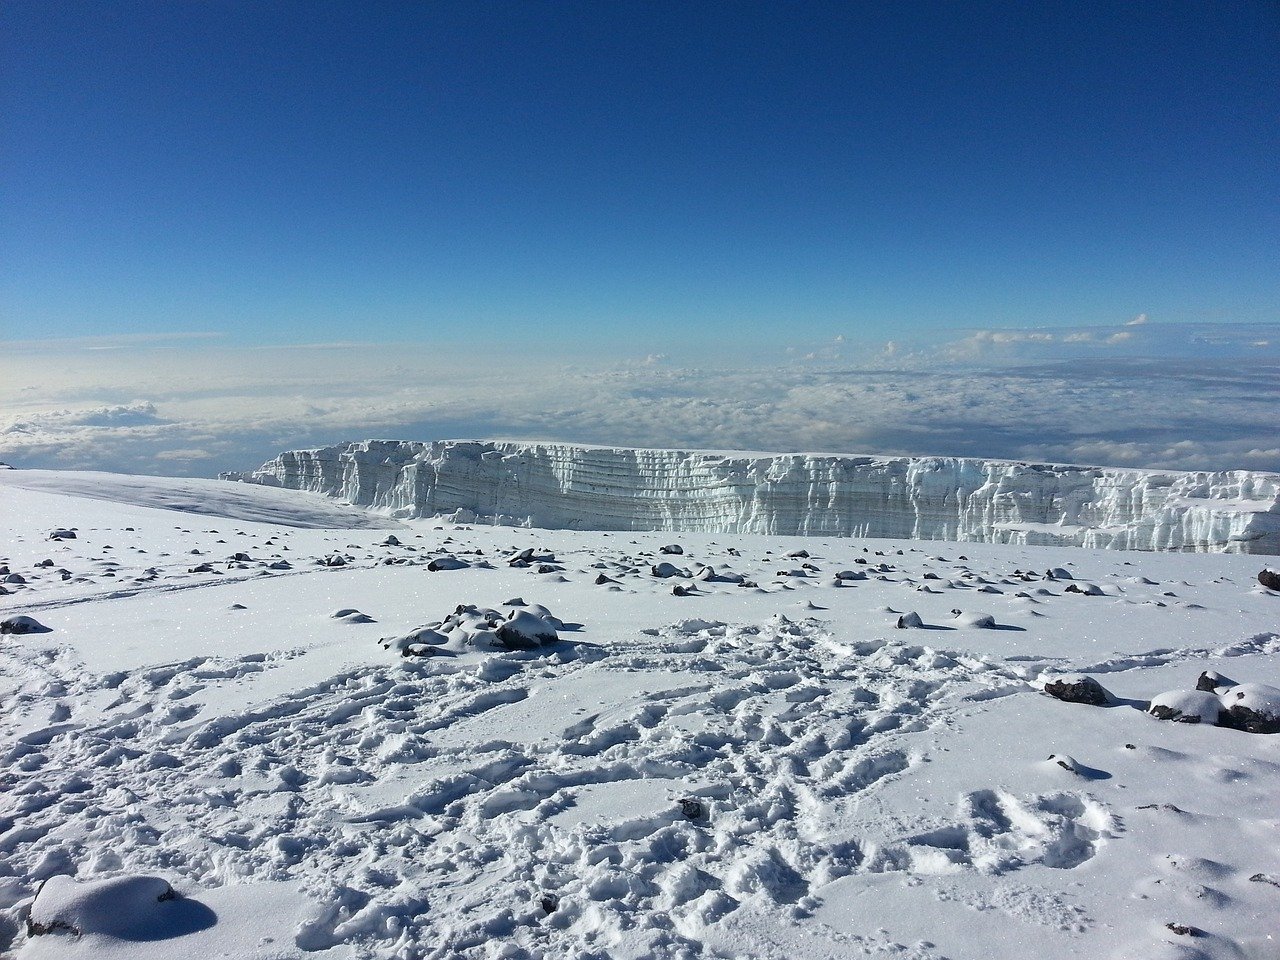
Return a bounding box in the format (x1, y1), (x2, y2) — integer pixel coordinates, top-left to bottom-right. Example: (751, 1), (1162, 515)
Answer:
(244, 440), (1280, 554)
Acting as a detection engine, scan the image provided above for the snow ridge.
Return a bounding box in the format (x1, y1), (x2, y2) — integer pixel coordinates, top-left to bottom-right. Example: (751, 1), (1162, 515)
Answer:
(237, 440), (1280, 554)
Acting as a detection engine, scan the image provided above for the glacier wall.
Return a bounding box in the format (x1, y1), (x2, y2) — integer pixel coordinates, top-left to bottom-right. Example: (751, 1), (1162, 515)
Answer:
(237, 440), (1280, 554)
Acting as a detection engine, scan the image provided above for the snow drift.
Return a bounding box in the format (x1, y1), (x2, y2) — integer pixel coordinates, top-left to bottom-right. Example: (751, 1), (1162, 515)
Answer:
(232, 440), (1280, 554)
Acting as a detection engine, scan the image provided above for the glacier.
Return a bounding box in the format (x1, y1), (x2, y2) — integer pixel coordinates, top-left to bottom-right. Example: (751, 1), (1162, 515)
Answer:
(229, 440), (1280, 554)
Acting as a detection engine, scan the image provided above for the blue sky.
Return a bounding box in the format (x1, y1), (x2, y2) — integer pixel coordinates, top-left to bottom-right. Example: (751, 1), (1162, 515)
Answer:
(4, 1), (1277, 348)
(2, 2), (1278, 475)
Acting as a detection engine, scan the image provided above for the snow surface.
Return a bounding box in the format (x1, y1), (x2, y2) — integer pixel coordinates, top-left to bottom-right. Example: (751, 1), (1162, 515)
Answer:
(241, 439), (1280, 553)
(1, 471), (1280, 959)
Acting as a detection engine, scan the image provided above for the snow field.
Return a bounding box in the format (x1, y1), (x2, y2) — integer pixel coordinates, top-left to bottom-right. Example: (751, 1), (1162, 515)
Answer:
(0, 474), (1278, 959)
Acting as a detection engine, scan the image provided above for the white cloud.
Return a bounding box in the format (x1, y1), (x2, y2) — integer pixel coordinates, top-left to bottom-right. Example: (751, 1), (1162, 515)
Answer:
(2, 328), (1278, 476)
(1126, 313), (1149, 326)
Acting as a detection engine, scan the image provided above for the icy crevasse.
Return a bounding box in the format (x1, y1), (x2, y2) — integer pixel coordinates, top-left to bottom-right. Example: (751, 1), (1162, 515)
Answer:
(234, 440), (1280, 553)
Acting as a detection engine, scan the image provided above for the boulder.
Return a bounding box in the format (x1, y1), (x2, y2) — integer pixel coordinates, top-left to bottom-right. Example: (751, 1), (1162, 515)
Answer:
(651, 562), (687, 579)
(1, 615), (50, 635)
(895, 611), (923, 629)
(1043, 675), (1112, 706)
(27, 874), (203, 940)
(427, 556), (470, 572)
(1148, 690), (1221, 724)
(495, 610), (558, 649)
(952, 610), (996, 628)
(659, 544), (684, 555)
(1218, 683), (1280, 734)
(1258, 568), (1280, 591)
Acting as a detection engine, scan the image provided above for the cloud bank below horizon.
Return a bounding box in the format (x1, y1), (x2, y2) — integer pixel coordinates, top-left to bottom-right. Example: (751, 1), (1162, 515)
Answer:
(3, 321), (1278, 478)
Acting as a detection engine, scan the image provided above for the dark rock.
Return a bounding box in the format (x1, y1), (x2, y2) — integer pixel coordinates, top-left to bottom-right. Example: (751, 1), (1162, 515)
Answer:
(659, 544), (684, 555)
(427, 556), (469, 572)
(1259, 568), (1280, 591)
(1150, 705), (1202, 723)
(1165, 923), (1199, 937)
(540, 894), (559, 914)
(188, 563), (215, 573)
(1222, 705), (1280, 735)
(1216, 684), (1280, 734)
(1, 615), (51, 635)
(1043, 676), (1111, 706)
(495, 610), (558, 649)
(594, 573), (618, 585)
(651, 562), (686, 579)
(679, 798), (704, 820)
(1195, 670), (1234, 692)
(895, 611), (923, 629)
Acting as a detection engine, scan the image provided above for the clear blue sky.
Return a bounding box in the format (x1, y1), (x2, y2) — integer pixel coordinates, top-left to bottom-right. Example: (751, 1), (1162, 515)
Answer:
(3, 1), (1277, 348)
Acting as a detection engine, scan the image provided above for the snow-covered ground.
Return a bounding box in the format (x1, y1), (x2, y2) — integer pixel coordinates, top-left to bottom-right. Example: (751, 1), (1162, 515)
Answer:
(1, 469), (1278, 959)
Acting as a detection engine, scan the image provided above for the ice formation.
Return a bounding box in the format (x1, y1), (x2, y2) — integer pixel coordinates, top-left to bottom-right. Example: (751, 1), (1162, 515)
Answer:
(233, 440), (1280, 554)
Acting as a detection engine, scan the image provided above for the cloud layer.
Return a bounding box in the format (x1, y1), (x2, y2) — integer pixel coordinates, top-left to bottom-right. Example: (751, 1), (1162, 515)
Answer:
(3, 322), (1278, 477)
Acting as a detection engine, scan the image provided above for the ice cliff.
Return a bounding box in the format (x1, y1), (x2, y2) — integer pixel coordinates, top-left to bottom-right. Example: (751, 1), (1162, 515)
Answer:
(233, 440), (1280, 554)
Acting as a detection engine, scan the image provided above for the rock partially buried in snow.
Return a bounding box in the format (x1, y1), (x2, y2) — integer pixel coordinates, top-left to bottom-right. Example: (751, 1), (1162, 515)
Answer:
(383, 626), (451, 657)
(1043, 675), (1112, 706)
(895, 611), (923, 629)
(951, 610), (996, 628)
(1, 614), (51, 634)
(27, 873), (208, 939)
(1195, 670), (1235, 693)
(650, 562), (688, 579)
(1218, 683), (1280, 734)
(427, 555), (470, 572)
(496, 609), (559, 649)
(1257, 568), (1280, 591)
(1063, 582), (1105, 596)
(331, 608), (376, 624)
(1148, 690), (1221, 724)
(2, 619), (49, 634)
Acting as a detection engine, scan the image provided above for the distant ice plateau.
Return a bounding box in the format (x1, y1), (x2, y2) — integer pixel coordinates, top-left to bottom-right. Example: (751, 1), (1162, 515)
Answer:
(227, 440), (1280, 554)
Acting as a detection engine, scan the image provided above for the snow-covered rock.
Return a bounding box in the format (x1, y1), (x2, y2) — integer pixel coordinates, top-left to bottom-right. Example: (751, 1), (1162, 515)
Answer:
(1148, 690), (1222, 724)
(1218, 683), (1280, 734)
(495, 610), (559, 649)
(1, 615), (50, 635)
(238, 440), (1280, 553)
(26, 874), (198, 939)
